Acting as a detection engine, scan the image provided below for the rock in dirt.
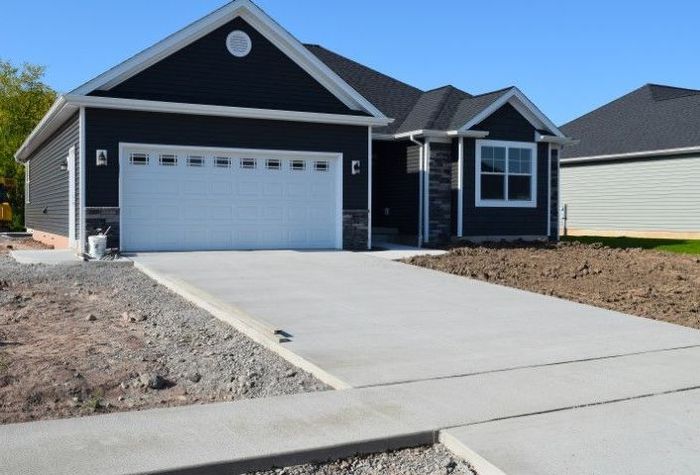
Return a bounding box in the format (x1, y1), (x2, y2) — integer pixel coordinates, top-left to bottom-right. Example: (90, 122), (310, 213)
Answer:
(140, 373), (168, 390)
(86, 313), (97, 322)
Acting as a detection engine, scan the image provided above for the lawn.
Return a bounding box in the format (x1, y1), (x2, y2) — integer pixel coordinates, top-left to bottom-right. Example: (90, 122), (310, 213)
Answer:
(562, 235), (700, 255)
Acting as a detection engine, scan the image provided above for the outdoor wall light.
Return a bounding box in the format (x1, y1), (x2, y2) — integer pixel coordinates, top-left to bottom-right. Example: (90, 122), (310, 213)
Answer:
(59, 159), (67, 171)
(351, 160), (361, 175)
(96, 150), (108, 167)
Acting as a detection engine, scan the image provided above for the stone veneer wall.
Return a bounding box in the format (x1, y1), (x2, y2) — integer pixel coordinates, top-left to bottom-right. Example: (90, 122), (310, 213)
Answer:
(85, 207), (120, 249)
(343, 209), (369, 250)
(550, 147), (560, 240)
(427, 143), (453, 244)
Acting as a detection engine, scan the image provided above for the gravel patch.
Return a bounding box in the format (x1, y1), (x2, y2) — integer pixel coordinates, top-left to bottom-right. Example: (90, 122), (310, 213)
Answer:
(404, 240), (700, 329)
(249, 444), (476, 475)
(0, 239), (327, 423)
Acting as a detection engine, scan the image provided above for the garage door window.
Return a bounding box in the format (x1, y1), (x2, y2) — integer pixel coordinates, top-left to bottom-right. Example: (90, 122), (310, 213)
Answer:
(215, 157), (231, 168)
(159, 154), (178, 166)
(130, 153), (149, 166)
(290, 160), (306, 171)
(315, 160), (329, 172)
(240, 158), (257, 169)
(266, 159), (281, 170)
(187, 156), (205, 167)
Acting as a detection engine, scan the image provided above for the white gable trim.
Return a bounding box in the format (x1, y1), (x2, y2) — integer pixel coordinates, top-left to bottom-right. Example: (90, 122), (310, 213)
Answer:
(69, 0), (386, 119)
(458, 87), (565, 138)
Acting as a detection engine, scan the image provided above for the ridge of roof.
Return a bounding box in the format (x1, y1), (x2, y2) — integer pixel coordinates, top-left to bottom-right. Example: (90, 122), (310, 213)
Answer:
(560, 83), (700, 159)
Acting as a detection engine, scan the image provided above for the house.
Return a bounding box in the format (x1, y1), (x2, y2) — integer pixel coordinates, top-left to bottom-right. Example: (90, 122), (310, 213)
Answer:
(560, 84), (700, 239)
(15, 0), (570, 253)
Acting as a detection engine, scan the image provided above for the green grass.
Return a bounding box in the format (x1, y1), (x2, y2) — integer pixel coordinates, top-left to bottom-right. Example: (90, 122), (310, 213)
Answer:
(563, 235), (700, 255)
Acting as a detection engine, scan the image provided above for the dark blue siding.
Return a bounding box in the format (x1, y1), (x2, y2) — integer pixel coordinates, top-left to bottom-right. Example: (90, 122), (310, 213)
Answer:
(371, 140), (419, 235)
(91, 17), (362, 116)
(84, 108), (368, 210)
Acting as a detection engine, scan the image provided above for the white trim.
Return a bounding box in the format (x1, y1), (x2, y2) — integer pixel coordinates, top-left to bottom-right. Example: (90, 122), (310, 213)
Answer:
(65, 95), (391, 127)
(423, 139), (431, 241)
(367, 126), (373, 250)
(392, 129), (489, 141)
(458, 87), (565, 138)
(24, 161), (30, 204)
(547, 143), (551, 238)
(555, 145), (561, 241)
(67, 146), (76, 247)
(118, 143), (344, 251)
(560, 145), (700, 164)
(535, 132), (578, 146)
(69, 0), (386, 119)
(78, 107), (86, 253)
(16, 95), (390, 162)
(475, 139), (538, 208)
(457, 136), (464, 237)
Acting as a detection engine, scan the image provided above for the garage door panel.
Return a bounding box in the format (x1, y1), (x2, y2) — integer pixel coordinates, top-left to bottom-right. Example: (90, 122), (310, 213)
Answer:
(121, 146), (341, 251)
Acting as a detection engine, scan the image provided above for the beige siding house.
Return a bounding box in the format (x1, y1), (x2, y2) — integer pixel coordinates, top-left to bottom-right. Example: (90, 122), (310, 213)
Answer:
(560, 84), (700, 239)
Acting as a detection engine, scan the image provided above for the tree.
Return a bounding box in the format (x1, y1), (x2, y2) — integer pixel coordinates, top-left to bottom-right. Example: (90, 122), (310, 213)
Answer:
(0, 60), (56, 229)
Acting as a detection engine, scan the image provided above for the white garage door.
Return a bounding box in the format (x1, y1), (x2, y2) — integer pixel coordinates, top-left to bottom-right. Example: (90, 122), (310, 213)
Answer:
(120, 144), (342, 251)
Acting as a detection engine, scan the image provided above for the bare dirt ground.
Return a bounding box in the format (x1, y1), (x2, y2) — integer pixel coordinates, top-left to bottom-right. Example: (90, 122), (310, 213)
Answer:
(404, 241), (700, 330)
(250, 445), (475, 475)
(0, 238), (326, 424)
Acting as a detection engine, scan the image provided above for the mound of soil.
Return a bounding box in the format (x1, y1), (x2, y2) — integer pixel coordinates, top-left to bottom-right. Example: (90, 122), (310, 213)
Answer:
(404, 241), (700, 329)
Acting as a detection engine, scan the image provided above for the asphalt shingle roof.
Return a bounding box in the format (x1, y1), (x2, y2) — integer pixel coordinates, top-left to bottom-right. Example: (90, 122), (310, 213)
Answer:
(560, 84), (700, 159)
(305, 44), (512, 135)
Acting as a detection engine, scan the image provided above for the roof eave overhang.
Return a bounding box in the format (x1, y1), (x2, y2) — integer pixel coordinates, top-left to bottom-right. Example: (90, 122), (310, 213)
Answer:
(14, 96), (77, 162)
(15, 95), (393, 162)
(375, 129), (489, 142)
(535, 133), (579, 146)
(561, 145), (700, 164)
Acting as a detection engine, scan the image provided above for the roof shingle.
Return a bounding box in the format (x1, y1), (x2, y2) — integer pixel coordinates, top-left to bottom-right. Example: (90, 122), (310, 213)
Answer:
(560, 84), (700, 159)
(304, 44), (513, 135)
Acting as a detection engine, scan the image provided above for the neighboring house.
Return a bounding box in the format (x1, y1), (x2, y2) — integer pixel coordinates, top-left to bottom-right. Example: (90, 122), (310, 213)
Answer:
(560, 84), (700, 239)
(16, 0), (570, 253)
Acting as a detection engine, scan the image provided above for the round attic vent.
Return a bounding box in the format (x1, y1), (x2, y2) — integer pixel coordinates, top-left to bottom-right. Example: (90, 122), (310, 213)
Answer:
(226, 30), (252, 57)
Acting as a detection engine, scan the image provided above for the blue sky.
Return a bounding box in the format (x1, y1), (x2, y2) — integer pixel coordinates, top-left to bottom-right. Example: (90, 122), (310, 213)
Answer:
(3, 0), (698, 125)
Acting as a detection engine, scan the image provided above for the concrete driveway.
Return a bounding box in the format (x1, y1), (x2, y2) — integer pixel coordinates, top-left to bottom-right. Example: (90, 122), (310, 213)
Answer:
(131, 250), (700, 388)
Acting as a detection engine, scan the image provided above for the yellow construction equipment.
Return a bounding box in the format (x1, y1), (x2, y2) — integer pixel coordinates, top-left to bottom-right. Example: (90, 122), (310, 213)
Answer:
(0, 178), (15, 231)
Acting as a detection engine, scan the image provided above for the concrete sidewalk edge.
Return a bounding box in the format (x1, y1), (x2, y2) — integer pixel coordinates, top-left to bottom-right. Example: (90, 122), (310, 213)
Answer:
(132, 260), (352, 390)
(439, 430), (506, 475)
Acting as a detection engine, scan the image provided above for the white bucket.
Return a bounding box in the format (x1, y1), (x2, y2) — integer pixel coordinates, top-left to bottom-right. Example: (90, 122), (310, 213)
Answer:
(88, 235), (108, 260)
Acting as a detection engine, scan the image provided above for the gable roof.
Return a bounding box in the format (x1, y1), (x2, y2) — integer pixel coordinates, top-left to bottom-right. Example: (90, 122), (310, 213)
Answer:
(560, 84), (700, 160)
(70, 0), (385, 119)
(306, 45), (564, 138)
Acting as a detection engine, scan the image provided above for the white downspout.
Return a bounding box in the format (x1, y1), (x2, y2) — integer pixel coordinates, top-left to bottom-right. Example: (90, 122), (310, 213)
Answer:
(409, 134), (424, 247)
(423, 139), (431, 244)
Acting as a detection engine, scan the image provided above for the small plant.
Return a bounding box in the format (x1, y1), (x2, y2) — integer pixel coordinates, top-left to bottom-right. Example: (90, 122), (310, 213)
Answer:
(85, 388), (104, 412)
(0, 354), (8, 373)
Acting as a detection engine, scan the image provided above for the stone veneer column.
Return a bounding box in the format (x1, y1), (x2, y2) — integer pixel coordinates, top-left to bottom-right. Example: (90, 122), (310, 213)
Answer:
(427, 143), (453, 244)
(550, 147), (560, 240)
(342, 209), (369, 250)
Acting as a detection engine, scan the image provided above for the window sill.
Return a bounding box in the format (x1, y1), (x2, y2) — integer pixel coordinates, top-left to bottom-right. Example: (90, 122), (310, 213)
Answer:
(476, 199), (537, 208)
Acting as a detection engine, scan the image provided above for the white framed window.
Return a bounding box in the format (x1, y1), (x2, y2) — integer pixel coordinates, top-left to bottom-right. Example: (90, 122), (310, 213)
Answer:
(159, 153), (178, 166)
(314, 160), (329, 172)
(187, 155), (205, 167)
(475, 140), (537, 207)
(215, 156), (231, 168)
(290, 159), (306, 171)
(129, 152), (149, 166)
(240, 158), (257, 169)
(266, 159), (281, 170)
